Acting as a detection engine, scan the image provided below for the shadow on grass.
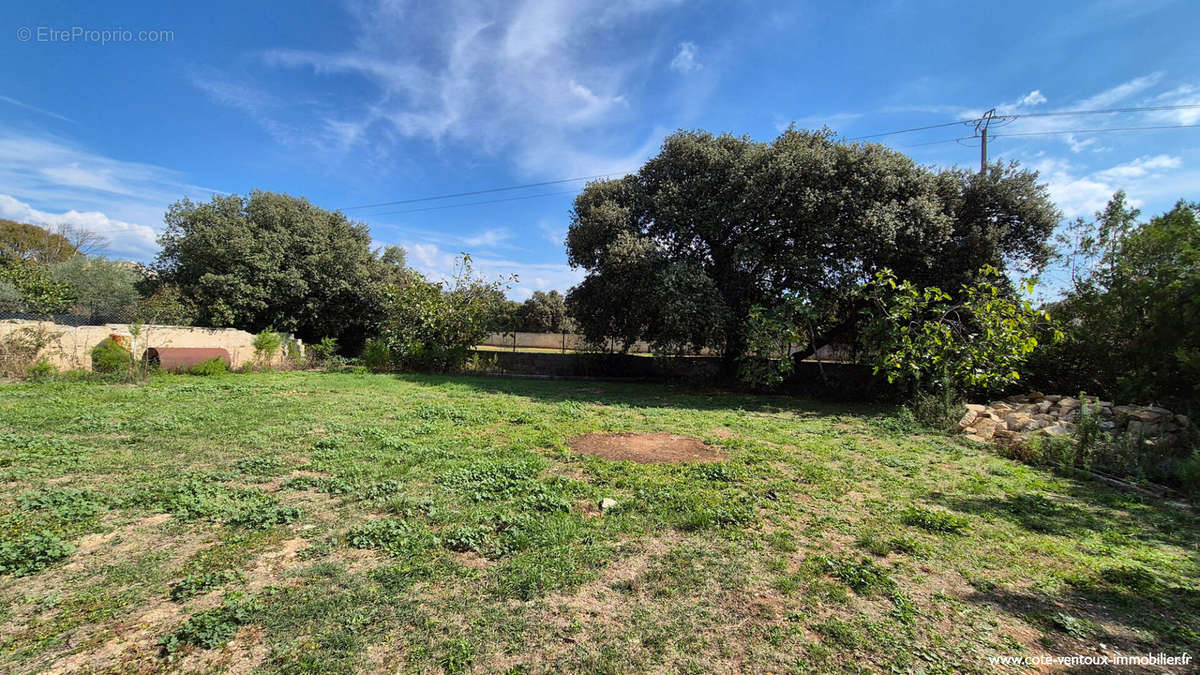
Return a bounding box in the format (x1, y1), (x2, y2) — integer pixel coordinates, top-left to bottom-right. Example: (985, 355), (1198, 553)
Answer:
(933, 486), (1200, 552)
(965, 581), (1200, 656)
(392, 372), (886, 418)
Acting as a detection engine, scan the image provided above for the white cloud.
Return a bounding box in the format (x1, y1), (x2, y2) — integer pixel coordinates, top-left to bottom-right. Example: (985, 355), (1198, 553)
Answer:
(669, 42), (701, 73)
(1033, 153), (1188, 218)
(1077, 72), (1163, 110)
(1094, 154), (1181, 181)
(0, 128), (219, 260)
(0, 194), (158, 258)
(396, 239), (584, 300)
(1017, 90), (1047, 107)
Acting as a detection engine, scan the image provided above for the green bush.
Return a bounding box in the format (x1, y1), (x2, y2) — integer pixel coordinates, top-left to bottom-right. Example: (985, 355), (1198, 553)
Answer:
(251, 329), (281, 364)
(26, 358), (57, 382)
(188, 357), (228, 376)
(90, 337), (131, 374)
(1178, 450), (1200, 498)
(362, 339), (392, 373)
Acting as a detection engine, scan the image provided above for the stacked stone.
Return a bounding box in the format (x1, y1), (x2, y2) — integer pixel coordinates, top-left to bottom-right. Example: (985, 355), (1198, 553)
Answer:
(957, 392), (1191, 448)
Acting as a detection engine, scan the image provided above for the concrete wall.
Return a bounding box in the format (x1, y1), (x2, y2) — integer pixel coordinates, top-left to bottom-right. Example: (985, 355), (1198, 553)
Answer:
(0, 320), (300, 371)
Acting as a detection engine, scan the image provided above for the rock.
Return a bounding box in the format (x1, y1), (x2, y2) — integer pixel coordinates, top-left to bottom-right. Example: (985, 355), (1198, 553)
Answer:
(1127, 420), (1143, 436)
(1005, 412), (1032, 431)
(1058, 397), (1079, 411)
(990, 402), (1013, 412)
(1036, 400), (1052, 413)
(1143, 424), (1162, 438)
(1016, 403), (1038, 413)
(957, 410), (979, 429)
(1044, 395), (1062, 402)
(974, 418), (997, 441)
(1027, 391), (1045, 401)
(1148, 406), (1172, 415)
(1023, 419), (1047, 431)
(599, 498), (619, 511)
(1175, 414), (1190, 428)
(1096, 401), (1112, 408)
(964, 433), (988, 444)
(1099, 421), (1116, 431)
(964, 404), (986, 413)
(1038, 424), (1071, 437)
(1131, 408), (1161, 423)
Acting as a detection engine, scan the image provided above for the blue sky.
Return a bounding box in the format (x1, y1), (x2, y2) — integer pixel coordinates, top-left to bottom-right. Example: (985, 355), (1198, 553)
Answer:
(2, 0), (1197, 299)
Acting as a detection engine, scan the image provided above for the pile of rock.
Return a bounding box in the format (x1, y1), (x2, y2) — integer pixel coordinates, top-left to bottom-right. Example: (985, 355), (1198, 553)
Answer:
(958, 393), (1191, 448)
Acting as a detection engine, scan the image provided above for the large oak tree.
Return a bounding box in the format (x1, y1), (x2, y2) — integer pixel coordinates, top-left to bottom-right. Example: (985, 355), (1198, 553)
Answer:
(154, 191), (406, 347)
(565, 129), (1059, 368)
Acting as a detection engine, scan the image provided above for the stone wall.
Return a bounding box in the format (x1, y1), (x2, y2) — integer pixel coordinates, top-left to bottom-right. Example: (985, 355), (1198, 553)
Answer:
(0, 320), (300, 371)
(958, 392), (1191, 447)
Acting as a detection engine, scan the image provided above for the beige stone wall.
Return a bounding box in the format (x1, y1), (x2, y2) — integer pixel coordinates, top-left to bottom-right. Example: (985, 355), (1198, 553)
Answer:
(0, 320), (301, 370)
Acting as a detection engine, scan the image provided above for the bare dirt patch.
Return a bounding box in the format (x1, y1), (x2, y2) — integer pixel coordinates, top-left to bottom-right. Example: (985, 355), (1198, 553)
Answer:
(568, 432), (724, 463)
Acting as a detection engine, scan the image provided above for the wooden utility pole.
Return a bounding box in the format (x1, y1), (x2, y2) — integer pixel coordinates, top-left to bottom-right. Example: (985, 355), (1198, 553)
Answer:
(975, 108), (996, 173)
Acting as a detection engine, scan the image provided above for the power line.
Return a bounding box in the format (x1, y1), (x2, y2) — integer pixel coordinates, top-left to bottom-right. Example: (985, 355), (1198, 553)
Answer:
(989, 123), (1200, 139)
(363, 189), (582, 217)
(341, 173), (624, 211)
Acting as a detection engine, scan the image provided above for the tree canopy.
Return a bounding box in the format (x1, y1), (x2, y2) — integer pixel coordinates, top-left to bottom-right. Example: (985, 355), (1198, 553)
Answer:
(1029, 194), (1200, 410)
(566, 128), (1060, 366)
(0, 220), (105, 264)
(154, 191), (404, 347)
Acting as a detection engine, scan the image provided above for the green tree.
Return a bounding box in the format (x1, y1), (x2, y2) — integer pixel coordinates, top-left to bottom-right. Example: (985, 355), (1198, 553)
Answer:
(48, 256), (141, 322)
(859, 267), (1055, 395)
(516, 290), (573, 333)
(0, 220), (104, 264)
(1030, 196), (1200, 410)
(154, 191), (402, 347)
(565, 129), (1059, 372)
(379, 256), (513, 372)
(0, 261), (75, 315)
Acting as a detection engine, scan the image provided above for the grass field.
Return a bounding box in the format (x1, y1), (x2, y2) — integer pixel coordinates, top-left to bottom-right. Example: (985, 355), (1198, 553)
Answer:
(1, 372), (1197, 673)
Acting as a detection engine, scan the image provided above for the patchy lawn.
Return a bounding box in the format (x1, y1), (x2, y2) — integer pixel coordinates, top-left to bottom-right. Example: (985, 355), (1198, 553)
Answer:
(0, 372), (1196, 673)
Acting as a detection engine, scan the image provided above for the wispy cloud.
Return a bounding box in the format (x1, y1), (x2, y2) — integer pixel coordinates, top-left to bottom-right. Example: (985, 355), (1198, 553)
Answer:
(0, 128), (219, 260)
(0, 95), (74, 123)
(196, 0), (682, 177)
(669, 42), (701, 73)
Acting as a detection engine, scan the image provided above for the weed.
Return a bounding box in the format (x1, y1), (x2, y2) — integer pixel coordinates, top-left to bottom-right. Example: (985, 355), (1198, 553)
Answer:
(900, 505), (968, 533)
(17, 487), (104, 522)
(226, 504), (302, 529)
(0, 531), (73, 576)
(234, 456), (287, 476)
(347, 519), (436, 557)
(169, 569), (244, 601)
(188, 358), (228, 376)
(159, 592), (258, 654)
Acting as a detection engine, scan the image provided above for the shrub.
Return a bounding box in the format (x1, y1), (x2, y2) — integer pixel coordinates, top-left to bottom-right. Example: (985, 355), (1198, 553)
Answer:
(1, 324), (63, 379)
(362, 339), (392, 373)
(188, 357), (227, 376)
(309, 336), (338, 363)
(1178, 450), (1200, 498)
(225, 504), (301, 529)
(26, 358), (57, 382)
(251, 329), (281, 365)
(379, 255), (512, 373)
(90, 337), (131, 374)
(0, 531), (73, 576)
